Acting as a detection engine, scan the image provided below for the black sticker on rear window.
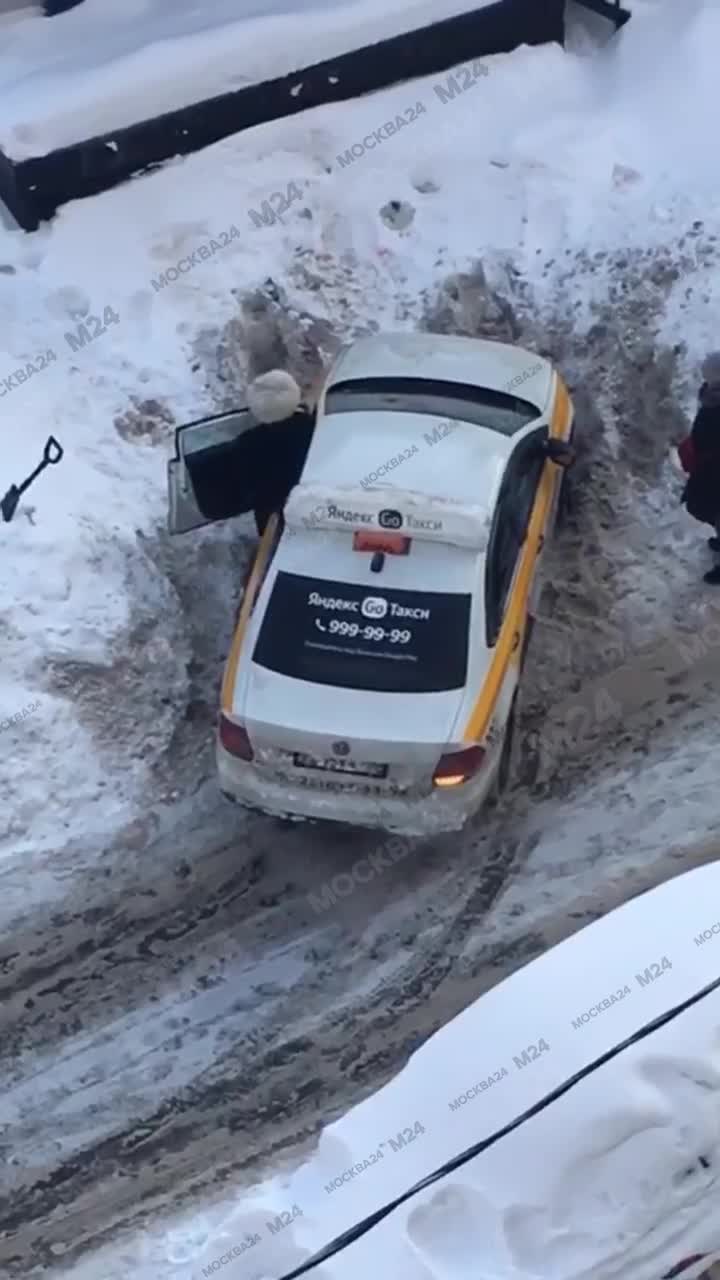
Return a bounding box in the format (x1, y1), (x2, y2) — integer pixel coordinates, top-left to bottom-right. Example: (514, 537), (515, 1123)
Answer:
(253, 572), (471, 693)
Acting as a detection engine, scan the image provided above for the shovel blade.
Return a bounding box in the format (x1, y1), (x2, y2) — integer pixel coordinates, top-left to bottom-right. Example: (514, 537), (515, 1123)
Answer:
(0, 486), (20, 522)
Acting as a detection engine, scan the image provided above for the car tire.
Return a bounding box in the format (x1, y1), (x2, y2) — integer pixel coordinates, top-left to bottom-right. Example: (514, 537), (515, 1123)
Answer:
(496, 695), (517, 796)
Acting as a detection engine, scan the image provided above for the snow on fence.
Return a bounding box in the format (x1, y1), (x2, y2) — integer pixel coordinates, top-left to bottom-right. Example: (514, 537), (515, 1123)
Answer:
(0, 0), (566, 228)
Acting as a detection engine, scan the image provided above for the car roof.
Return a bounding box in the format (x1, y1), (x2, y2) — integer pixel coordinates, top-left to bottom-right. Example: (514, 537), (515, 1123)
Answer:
(325, 332), (554, 411)
(300, 410), (510, 510)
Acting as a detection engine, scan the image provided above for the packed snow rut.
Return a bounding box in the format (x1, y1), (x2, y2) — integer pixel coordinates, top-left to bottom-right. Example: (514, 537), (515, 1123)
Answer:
(4, 239), (720, 1274)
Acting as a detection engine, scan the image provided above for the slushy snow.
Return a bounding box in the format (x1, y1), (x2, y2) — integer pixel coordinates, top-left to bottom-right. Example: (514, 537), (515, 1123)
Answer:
(47, 863), (720, 1280)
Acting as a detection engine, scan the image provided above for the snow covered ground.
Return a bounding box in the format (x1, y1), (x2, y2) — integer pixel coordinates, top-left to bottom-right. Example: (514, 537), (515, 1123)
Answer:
(0, 0), (495, 156)
(3, 0), (720, 1276)
(29, 864), (720, 1280)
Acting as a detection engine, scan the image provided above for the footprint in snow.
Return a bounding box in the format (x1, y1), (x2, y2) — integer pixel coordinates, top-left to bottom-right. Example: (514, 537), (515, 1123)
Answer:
(411, 173), (441, 194)
(148, 221), (209, 261)
(44, 285), (91, 322)
(380, 199), (415, 232)
(406, 1183), (505, 1276)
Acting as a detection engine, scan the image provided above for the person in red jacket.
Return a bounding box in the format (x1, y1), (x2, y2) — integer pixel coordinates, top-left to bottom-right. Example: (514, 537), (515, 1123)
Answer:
(680, 352), (720, 583)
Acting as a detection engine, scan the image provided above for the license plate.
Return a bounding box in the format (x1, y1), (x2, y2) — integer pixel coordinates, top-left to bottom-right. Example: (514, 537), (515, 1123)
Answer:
(292, 753), (388, 779)
(295, 776), (401, 795)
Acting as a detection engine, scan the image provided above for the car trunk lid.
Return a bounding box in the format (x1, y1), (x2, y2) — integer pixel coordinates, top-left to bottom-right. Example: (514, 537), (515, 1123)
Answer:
(239, 672), (467, 796)
(226, 490), (492, 795)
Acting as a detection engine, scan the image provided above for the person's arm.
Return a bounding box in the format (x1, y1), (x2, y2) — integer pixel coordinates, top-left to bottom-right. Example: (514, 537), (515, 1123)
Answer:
(690, 404), (720, 455)
(677, 435), (696, 473)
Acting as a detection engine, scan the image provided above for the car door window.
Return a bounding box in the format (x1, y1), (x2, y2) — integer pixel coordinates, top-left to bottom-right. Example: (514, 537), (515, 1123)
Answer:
(168, 409), (256, 534)
(485, 432), (546, 645)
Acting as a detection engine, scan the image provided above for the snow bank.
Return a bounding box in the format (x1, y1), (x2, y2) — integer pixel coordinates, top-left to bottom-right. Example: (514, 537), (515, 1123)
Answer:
(196, 863), (720, 1280)
(53, 863), (720, 1280)
(0, 0), (496, 157)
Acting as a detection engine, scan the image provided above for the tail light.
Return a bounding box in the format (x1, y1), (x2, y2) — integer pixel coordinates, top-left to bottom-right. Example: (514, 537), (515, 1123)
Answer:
(433, 745), (485, 788)
(218, 713), (254, 760)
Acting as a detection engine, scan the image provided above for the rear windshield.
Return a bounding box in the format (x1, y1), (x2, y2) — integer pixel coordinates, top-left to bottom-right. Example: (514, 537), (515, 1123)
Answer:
(324, 376), (540, 438)
(253, 572), (471, 693)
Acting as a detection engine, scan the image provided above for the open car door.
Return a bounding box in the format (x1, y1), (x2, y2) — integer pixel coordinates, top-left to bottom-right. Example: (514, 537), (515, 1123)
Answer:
(167, 408), (256, 534)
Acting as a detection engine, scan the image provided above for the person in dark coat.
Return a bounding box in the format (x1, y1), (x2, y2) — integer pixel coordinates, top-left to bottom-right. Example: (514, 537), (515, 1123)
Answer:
(244, 370), (316, 535)
(682, 352), (720, 584)
(188, 370), (316, 537)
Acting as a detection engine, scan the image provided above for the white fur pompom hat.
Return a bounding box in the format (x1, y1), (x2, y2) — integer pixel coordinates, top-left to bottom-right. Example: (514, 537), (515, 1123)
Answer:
(702, 351), (720, 386)
(246, 369), (302, 423)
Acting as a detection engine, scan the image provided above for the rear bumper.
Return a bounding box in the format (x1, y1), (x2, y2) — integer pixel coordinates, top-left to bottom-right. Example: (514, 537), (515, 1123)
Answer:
(217, 744), (501, 836)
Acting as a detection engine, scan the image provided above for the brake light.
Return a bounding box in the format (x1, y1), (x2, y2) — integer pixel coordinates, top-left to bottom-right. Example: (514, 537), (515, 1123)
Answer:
(218, 714), (254, 760)
(353, 530), (411, 555)
(433, 745), (485, 787)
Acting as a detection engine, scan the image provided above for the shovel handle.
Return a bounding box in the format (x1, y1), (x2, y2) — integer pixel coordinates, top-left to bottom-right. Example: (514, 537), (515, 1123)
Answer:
(44, 436), (63, 464)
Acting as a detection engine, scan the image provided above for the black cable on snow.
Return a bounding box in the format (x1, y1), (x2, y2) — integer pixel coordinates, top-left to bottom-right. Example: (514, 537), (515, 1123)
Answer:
(277, 972), (720, 1279)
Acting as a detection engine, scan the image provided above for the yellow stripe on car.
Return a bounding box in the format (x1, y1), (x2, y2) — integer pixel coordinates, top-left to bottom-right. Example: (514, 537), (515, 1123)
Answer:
(220, 373), (572, 734)
(462, 373), (572, 744)
(221, 515), (279, 713)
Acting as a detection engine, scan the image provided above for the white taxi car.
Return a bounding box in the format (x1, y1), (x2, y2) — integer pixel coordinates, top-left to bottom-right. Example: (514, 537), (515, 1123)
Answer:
(167, 332), (574, 835)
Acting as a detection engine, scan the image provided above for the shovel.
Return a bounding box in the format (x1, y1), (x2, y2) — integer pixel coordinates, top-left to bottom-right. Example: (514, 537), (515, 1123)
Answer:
(1, 436), (64, 523)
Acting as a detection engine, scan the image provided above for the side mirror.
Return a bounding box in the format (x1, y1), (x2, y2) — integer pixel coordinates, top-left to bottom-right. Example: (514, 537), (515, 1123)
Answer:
(544, 438), (575, 469)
